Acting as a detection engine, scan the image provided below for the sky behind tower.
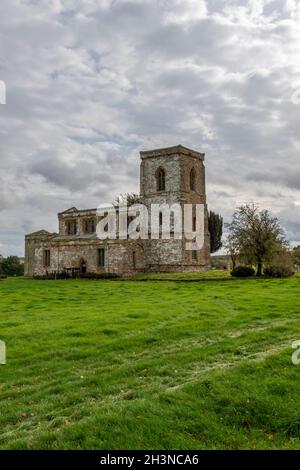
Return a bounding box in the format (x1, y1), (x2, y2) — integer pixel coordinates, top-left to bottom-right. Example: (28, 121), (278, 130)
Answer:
(0, 0), (300, 255)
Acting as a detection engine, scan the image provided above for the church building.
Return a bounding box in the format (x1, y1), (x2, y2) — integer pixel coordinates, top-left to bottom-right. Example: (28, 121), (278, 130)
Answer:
(25, 145), (211, 276)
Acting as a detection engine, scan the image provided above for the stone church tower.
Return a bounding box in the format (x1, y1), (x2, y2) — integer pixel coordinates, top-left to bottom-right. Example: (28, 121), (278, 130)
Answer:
(140, 145), (210, 272)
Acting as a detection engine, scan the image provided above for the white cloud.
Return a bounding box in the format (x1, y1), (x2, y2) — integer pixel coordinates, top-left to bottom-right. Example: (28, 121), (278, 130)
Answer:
(161, 0), (207, 24)
(0, 0), (300, 255)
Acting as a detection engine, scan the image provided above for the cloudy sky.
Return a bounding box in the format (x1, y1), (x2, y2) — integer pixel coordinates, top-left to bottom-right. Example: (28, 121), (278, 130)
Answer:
(1, 0), (300, 256)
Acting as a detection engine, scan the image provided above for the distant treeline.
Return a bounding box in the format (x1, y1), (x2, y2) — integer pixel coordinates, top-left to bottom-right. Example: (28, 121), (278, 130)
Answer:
(0, 256), (24, 276)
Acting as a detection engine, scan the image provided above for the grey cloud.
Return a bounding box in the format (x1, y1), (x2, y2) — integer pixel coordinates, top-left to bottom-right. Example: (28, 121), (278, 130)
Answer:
(0, 0), (300, 255)
(248, 167), (300, 191)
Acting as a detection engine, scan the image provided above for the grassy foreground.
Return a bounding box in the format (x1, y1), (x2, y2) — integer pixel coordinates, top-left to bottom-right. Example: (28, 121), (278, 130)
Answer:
(129, 269), (231, 280)
(0, 276), (300, 450)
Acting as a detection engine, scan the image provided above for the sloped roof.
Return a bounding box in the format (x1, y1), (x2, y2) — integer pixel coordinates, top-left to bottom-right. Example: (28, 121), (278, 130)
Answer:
(27, 229), (50, 236)
(58, 207), (78, 215)
(25, 230), (57, 238)
(58, 207), (98, 216)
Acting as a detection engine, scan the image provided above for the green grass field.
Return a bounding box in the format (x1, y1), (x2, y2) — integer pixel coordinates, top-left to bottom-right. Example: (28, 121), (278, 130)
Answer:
(0, 275), (300, 449)
(129, 269), (231, 280)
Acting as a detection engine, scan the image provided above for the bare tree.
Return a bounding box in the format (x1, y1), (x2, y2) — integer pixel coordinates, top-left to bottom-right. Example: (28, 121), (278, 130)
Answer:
(113, 193), (143, 208)
(227, 204), (287, 276)
(223, 233), (239, 270)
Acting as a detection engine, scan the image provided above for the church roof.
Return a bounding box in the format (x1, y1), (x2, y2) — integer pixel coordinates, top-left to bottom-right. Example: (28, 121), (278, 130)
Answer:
(58, 207), (78, 215)
(58, 207), (97, 216)
(25, 229), (57, 239)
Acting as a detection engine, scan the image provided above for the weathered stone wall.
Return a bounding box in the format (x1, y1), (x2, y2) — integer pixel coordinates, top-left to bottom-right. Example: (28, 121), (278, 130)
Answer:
(140, 153), (181, 198)
(25, 236), (145, 277)
(58, 208), (97, 236)
(25, 232), (55, 276)
(140, 146), (210, 272)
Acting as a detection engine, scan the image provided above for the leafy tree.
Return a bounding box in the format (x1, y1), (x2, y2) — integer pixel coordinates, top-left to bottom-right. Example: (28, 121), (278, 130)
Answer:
(227, 204), (287, 276)
(208, 211), (223, 253)
(1, 256), (24, 276)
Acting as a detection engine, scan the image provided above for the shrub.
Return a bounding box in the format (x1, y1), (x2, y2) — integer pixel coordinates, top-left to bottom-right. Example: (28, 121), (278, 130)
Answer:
(265, 259), (294, 278)
(33, 272), (120, 280)
(0, 274), (7, 279)
(33, 273), (68, 280)
(231, 266), (255, 278)
(264, 265), (294, 278)
(264, 251), (295, 278)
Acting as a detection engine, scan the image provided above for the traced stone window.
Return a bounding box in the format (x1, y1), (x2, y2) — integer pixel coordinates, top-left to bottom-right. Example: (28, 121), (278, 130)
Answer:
(98, 248), (105, 267)
(84, 218), (95, 234)
(192, 250), (198, 261)
(43, 249), (51, 268)
(190, 168), (196, 191)
(66, 220), (77, 235)
(156, 167), (166, 192)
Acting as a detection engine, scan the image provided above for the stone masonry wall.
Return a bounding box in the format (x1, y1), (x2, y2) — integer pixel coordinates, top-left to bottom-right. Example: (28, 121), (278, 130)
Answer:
(25, 237), (145, 277)
(140, 146), (210, 272)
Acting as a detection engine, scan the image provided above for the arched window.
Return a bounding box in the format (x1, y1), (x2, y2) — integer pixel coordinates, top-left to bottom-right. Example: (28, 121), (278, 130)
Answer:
(190, 168), (196, 191)
(156, 167), (166, 192)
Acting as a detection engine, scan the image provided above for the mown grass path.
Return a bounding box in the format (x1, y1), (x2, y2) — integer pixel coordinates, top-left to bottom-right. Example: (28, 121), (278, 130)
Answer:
(0, 277), (299, 449)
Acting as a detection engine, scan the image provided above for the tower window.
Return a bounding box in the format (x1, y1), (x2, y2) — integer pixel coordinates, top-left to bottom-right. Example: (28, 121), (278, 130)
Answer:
(190, 168), (196, 191)
(156, 168), (166, 192)
(97, 248), (105, 267)
(43, 250), (51, 267)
